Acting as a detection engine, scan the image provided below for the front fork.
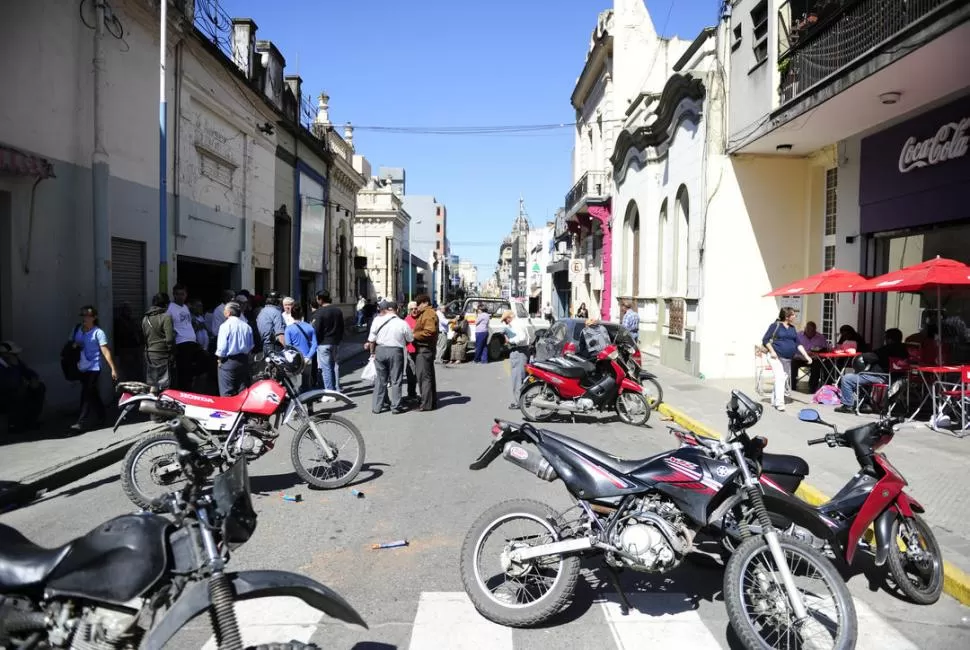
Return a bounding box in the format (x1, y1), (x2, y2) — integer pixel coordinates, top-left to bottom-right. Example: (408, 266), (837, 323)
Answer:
(732, 447), (810, 622)
(295, 399), (337, 461)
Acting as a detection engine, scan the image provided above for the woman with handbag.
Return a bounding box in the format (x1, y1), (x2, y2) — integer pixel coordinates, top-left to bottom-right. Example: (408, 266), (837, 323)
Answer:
(761, 307), (811, 412)
(449, 316), (469, 364)
(69, 305), (118, 432)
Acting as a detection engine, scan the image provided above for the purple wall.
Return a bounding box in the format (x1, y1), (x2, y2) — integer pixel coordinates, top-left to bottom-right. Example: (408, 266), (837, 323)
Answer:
(860, 93), (970, 234)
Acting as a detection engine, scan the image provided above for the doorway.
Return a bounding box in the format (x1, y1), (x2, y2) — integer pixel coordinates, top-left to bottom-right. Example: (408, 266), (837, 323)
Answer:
(176, 256), (233, 310)
(254, 267), (271, 296)
(274, 207), (292, 295)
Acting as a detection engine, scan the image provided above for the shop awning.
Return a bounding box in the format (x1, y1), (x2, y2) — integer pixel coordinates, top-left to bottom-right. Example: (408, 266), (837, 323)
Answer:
(547, 259), (569, 274)
(0, 145), (55, 179)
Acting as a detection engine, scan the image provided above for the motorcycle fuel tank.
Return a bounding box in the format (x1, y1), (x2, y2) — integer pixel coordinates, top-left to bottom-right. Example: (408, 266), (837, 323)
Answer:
(45, 514), (171, 606)
(240, 379), (287, 416)
(630, 447), (740, 525)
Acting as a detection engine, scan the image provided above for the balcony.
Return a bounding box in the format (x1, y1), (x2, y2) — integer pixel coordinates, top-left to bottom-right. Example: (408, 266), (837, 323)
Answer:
(564, 170), (610, 218)
(778, 0), (953, 104)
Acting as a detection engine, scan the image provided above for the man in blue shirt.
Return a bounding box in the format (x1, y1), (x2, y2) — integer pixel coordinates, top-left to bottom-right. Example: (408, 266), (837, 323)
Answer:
(620, 301), (640, 345)
(256, 291), (286, 355)
(215, 302), (254, 396)
(285, 303), (317, 393)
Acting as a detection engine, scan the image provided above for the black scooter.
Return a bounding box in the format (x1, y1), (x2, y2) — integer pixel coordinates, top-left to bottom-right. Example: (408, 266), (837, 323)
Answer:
(0, 414), (366, 650)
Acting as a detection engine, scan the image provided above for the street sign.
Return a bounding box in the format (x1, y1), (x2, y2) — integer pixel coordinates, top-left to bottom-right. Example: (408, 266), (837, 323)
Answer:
(568, 258), (586, 280)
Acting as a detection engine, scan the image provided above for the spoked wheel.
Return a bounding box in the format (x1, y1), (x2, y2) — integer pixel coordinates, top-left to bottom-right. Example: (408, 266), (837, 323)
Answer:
(121, 431), (188, 511)
(886, 515), (943, 605)
(460, 499), (580, 627)
(290, 414), (365, 489)
(615, 391), (651, 426)
(725, 535), (857, 650)
(641, 377), (663, 407)
(518, 383), (555, 422)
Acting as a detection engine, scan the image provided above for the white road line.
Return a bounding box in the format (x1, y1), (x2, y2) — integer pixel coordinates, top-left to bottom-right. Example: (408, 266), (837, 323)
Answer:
(200, 596), (323, 650)
(855, 598), (919, 650)
(407, 591), (514, 650)
(598, 592), (722, 649)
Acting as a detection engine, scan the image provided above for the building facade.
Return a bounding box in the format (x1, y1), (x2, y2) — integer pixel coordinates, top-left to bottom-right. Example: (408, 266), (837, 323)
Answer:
(354, 178), (410, 302)
(727, 0), (970, 356)
(564, 1), (690, 322)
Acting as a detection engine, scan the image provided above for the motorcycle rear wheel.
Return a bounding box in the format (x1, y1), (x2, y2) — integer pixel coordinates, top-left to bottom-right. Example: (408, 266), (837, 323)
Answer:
(121, 431), (189, 511)
(887, 514), (943, 605)
(725, 535), (857, 650)
(460, 499), (580, 627)
(518, 383), (555, 422)
(290, 414), (365, 489)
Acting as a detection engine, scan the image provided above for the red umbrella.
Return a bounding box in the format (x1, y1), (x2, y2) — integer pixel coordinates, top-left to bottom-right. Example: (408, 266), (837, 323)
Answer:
(853, 256), (970, 365)
(764, 268), (869, 296)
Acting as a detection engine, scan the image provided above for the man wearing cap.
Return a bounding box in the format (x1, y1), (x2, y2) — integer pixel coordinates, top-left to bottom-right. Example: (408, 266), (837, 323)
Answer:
(0, 341), (45, 433)
(412, 294), (439, 411)
(366, 300), (413, 414)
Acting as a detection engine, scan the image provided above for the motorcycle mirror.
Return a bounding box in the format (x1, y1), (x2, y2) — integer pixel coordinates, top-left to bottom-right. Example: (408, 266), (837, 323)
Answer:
(797, 408), (823, 423)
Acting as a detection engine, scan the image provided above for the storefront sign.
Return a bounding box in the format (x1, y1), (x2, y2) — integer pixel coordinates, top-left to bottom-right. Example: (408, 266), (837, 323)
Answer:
(898, 117), (969, 173)
(860, 94), (970, 234)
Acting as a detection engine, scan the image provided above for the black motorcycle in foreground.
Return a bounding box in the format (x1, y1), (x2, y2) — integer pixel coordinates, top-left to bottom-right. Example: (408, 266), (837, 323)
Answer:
(462, 390), (856, 649)
(0, 416), (366, 650)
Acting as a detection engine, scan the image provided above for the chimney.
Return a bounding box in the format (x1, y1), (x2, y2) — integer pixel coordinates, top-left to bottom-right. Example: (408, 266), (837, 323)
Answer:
(231, 19), (258, 80)
(255, 40), (286, 108)
(343, 122), (354, 149)
(284, 74), (302, 123)
(312, 92), (331, 138)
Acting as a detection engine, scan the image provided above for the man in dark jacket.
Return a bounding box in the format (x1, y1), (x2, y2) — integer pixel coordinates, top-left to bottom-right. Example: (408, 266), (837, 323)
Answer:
(0, 341), (45, 433)
(143, 293), (175, 390)
(412, 294), (439, 411)
(310, 291), (345, 391)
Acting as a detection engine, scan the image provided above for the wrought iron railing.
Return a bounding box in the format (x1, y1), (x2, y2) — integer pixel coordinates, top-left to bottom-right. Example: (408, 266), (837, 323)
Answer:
(192, 0), (234, 59)
(564, 170), (610, 216)
(778, 0), (953, 104)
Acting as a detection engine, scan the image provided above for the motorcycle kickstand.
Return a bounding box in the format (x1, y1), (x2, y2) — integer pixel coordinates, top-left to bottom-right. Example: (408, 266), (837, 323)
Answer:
(603, 564), (632, 615)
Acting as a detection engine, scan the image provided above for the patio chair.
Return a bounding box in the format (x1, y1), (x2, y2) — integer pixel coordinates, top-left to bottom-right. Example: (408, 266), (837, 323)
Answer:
(853, 370), (891, 415)
(930, 365), (970, 438)
(754, 346), (791, 399)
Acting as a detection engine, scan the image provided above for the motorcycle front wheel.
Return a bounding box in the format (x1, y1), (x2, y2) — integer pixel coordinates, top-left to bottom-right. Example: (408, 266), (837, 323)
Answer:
(724, 535), (857, 650)
(615, 391), (651, 426)
(460, 499), (580, 627)
(290, 414), (365, 489)
(887, 514), (943, 605)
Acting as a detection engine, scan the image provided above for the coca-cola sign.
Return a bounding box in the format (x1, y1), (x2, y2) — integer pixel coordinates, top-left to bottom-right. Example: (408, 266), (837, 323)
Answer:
(898, 117), (969, 173)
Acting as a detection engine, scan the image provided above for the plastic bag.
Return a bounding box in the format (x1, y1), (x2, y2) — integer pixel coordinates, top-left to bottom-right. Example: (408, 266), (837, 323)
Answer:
(360, 357), (377, 383)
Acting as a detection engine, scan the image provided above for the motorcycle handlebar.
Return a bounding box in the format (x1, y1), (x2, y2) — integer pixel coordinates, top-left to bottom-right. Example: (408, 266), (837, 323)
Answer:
(807, 436), (828, 446)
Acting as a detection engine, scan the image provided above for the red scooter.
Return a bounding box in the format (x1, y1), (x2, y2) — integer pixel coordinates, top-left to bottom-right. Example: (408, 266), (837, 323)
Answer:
(518, 343), (651, 426)
(705, 406), (944, 604)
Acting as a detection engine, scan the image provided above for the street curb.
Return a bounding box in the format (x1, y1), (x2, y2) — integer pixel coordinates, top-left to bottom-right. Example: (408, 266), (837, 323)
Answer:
(0, 432), (145, 512)
(658, 402), (970, 607)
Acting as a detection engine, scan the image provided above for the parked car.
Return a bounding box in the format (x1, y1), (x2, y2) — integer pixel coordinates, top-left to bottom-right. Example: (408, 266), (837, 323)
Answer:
(445, 297), (550, 361)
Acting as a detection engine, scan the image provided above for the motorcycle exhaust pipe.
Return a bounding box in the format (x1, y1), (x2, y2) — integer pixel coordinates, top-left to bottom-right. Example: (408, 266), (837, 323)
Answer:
(139, 400), (184, 419)
(502, 442), (558, 481)
(531, 398), (582, 412)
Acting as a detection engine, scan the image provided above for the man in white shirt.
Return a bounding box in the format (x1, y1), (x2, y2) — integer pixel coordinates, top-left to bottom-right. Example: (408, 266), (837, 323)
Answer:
(282, 296), (296, 327)
(501, 309), (531, 409)
(365, 300), (414, 414)
(167, 283), (199, 390)
(435, 305), (450, 363)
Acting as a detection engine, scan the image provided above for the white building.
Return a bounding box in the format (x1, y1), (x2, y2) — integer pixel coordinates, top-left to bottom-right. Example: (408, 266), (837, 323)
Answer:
(458, 260), (479, 292)
(527, 225), (554, 314)
(354, 176), (410, 302)
(726, 0), (970, 361)
(564, 1), (689, 321)
(0, 0), (283, 405)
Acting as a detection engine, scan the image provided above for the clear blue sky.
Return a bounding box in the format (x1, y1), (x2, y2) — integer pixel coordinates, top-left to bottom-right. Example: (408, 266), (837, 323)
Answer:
(218, 0), (716, 277)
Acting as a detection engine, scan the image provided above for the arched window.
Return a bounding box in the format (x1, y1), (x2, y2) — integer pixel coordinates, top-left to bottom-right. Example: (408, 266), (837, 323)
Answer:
(659, 198), (670, 295)
(675, 185), (689, 295)
(622, 200), (640, 296)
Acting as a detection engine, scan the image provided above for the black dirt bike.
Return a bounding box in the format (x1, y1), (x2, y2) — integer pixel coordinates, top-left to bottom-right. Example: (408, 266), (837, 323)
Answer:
(0, 415), (366, 650)
(461, 390), (857, 649)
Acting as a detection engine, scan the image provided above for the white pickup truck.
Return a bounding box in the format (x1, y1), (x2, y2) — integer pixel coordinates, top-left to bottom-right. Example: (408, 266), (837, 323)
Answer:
(447, 297), (551, 361)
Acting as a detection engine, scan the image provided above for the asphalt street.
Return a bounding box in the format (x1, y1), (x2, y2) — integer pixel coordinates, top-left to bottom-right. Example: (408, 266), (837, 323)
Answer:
(2, 357), (969, 649)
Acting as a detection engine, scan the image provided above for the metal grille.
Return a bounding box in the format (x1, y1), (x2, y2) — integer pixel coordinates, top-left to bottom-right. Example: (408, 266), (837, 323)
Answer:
(778, 0), (952, 103)
(112, 238), (146, 317)
(193, 0), (234, 59)
(822, 244), (836, 343)
(825, 167), (837, 236)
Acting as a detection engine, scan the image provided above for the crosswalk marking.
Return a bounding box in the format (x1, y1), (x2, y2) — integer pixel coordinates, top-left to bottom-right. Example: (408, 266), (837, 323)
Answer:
(855, 599), (919, 650)
(408, 591), (514, 650)
(201, 596), (323, 650)
(598, 592), (721, 648)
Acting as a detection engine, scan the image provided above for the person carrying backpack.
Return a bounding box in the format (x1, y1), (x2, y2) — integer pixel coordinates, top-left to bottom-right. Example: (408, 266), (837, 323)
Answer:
(68, 305), (118, 433)
(285, 303), (318, 393)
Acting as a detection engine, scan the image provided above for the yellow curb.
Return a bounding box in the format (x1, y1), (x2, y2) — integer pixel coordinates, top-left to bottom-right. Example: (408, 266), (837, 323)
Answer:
(660, 401), (970, 607)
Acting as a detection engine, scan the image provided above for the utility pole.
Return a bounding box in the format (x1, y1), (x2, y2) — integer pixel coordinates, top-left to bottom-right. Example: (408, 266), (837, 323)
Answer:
(93, 0), (112, 334)
(158, 0), (168, 293)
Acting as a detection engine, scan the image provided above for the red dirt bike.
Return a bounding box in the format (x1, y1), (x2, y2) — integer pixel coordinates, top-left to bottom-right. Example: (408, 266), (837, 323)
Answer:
(114, 347), (365, 510)
(517, 343), (651, 426)
(700, 408), (944, 604)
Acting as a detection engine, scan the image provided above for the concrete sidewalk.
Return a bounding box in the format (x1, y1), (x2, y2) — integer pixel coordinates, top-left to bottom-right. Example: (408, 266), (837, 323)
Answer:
(0, 332), (369, 510)
(647, 360), (970, 604)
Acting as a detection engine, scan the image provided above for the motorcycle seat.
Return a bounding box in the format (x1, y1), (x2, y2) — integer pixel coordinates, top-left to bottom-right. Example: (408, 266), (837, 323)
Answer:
(161, 387), (250, 411)
(532, 360), (587, 379)
(0, 523), (72, 592)
(542, 430), (662, 475)
(761, 452), (810, 477)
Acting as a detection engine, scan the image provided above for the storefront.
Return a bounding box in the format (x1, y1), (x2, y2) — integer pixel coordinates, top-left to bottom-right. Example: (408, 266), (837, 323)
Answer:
(858, 92), (970, 358)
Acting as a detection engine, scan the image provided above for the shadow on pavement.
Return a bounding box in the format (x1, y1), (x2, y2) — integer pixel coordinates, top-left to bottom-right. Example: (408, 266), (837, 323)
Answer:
(250, 462), (389, 494)
(28, 473), (121, 507)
